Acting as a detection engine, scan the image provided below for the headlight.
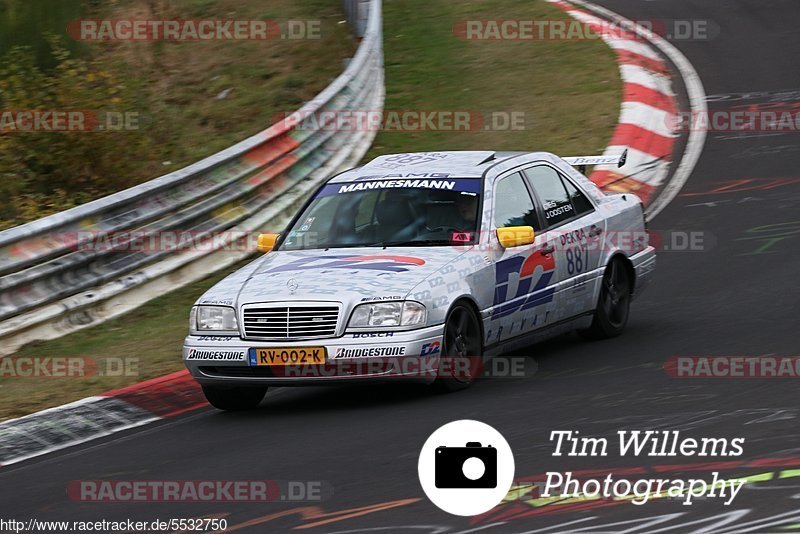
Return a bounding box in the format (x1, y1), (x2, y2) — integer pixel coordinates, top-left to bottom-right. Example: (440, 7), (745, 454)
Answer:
(191, 306), (238, 333)
(348, 301), (427, 329)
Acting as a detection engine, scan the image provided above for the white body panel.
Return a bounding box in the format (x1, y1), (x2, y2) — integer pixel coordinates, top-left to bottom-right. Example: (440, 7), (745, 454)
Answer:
(183, 151), (656, 385)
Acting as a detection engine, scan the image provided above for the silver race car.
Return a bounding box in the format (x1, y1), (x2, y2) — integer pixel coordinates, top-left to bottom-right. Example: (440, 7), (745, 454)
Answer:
(184, 150), (655, 410)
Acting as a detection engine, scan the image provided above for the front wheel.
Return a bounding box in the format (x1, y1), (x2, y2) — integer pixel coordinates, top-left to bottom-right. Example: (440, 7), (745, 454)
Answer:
(434, 303), (484, 392)
(582, 258), (632, 339)
(202, 385), (267, 411)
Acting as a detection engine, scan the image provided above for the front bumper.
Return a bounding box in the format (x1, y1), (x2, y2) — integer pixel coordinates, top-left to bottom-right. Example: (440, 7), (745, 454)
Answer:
(630, 245), (656, 299)
(183, 324), (445, 386)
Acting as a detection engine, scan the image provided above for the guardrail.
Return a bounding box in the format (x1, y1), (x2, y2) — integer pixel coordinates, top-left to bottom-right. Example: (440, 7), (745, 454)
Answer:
(0, 0), (384, 355)
(343, 0), (371, 37)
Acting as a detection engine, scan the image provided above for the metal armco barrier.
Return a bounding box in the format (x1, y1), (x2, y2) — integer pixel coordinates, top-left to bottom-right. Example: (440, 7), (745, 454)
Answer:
(343, 0), (371, 37)
(0, 1), (384, 355)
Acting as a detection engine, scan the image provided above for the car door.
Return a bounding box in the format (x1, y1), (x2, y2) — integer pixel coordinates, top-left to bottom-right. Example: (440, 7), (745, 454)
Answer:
(485, 171), (561, 346)
(523, 164), (606, 319)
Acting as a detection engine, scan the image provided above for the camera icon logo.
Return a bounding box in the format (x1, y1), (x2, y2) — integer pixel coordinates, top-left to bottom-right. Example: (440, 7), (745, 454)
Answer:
(418, 420), (515, 516)
(435, 442), (497, 488)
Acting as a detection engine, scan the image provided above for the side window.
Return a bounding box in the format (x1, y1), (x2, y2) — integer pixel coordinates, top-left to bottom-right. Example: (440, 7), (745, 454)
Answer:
(562, 177), (594, 216)
(525, 165), (574, 226)
(493, 172), (540, 230)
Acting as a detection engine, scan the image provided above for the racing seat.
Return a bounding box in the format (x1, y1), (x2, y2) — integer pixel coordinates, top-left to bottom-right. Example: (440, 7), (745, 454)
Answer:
(375, 197), (421, 243)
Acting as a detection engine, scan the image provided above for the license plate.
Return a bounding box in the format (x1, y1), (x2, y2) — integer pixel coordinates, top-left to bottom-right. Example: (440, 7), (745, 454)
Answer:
(249, 347), (326, 366)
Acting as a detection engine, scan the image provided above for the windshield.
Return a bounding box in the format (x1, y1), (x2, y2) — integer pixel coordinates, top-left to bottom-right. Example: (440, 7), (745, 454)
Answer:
(280, 178), (482, 250)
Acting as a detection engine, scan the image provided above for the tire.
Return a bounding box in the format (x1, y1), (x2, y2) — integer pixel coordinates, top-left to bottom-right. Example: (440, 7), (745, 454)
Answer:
(434, 303), (484, 392)
(582, 258), (632, 339)
(202, 385), (267, 411)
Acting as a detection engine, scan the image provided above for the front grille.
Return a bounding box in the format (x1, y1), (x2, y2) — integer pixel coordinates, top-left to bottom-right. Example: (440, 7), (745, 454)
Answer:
(242, 305), (339, 340)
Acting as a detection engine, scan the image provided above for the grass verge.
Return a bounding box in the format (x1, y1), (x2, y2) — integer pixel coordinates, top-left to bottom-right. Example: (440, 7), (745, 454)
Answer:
(0, 0), (356, 229)
(367, 0), (620, 157)
(2, 0), (621, 420)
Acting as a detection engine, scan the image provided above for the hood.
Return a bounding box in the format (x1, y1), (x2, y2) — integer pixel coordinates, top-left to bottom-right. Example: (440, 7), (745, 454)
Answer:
(205, 247), (467, 307)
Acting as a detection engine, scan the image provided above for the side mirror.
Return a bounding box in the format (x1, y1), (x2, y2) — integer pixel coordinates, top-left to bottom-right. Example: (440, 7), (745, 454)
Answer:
(496, 226), (535, 248)
(257, 233), (279, 253)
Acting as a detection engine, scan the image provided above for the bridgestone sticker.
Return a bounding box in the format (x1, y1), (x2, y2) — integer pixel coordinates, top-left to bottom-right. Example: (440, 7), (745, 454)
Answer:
(186, 350), (245, 361)
(334, 347), (407, 359)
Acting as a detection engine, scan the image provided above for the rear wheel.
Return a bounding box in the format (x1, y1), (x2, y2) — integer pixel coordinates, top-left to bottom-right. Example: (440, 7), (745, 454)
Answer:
(202, 385), (267, 411)
(435, 303), (484, 392)
(582, 258), (631, 339)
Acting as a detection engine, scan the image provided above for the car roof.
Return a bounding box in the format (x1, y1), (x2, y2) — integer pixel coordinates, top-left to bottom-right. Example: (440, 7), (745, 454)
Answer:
(328, 151), (555, 182)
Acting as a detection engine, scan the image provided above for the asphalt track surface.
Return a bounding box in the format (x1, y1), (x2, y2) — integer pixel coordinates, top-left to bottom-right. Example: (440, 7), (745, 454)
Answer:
(3, 1), (800, 532)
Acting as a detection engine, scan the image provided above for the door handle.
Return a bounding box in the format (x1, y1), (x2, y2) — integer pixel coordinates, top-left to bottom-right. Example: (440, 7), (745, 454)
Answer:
(588, 225), (603, 238)
(541, 245), (555, 256)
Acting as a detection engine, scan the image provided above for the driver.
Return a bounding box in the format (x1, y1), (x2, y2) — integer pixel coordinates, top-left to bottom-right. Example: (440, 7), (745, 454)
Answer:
(452, 193), (479, 230)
